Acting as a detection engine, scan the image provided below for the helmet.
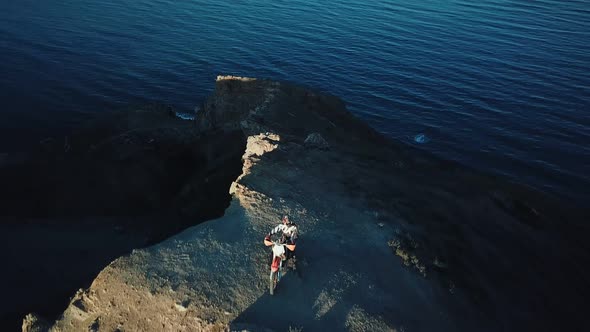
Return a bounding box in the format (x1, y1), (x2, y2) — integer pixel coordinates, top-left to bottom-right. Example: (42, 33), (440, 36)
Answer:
(282, 215), (291, 225)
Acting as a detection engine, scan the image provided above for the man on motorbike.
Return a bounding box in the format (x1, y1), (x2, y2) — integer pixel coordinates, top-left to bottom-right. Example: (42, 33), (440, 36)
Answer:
(264, 215), (299, 273)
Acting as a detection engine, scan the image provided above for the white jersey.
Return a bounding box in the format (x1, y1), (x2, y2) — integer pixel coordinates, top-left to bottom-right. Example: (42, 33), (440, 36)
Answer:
(269, 224), (298, 243)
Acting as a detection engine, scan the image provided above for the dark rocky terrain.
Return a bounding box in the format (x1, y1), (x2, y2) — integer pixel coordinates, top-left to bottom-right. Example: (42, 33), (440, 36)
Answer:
(4, 76), (589, 331)
(0, 104), (244, 330)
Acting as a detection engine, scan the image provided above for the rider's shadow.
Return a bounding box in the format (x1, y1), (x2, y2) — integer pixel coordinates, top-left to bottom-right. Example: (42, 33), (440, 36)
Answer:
(230, 238), (399, 332)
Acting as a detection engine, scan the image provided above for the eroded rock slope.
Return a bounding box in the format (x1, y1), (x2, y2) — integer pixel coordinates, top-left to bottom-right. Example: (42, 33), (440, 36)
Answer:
(26, 76), (589, 332)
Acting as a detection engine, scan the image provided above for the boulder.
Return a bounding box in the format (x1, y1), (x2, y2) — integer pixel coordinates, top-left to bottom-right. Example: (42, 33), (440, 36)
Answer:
(304, 132), (329, 150)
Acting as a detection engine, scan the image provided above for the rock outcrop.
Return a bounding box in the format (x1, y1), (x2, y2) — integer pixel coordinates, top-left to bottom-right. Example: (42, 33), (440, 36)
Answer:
(0, 104), (245, 330)
(23, 76), (589, 331)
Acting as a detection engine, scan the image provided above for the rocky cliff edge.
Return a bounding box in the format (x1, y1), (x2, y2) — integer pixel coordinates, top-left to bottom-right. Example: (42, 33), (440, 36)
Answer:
(24, 76), (589, 331)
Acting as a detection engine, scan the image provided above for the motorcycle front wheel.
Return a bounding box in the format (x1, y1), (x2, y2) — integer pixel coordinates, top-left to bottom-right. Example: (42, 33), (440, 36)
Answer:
(269, 270), (278, 295)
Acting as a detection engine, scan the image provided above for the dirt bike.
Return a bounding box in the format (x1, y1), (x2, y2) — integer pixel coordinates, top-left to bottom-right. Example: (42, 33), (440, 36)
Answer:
(269, 239), (288, 295)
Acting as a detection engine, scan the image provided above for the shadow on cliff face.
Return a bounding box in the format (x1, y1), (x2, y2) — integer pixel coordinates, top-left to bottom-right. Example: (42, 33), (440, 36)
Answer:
(0, 105), (246, 330)
(0, 106), (244, 222)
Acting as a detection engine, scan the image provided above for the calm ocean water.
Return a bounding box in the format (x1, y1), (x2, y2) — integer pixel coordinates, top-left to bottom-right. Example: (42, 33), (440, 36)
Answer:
(1, 0), (589, 202)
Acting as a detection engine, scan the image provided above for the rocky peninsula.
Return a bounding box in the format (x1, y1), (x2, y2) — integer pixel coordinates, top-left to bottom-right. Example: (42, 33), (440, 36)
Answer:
(5, 76), (588, 331)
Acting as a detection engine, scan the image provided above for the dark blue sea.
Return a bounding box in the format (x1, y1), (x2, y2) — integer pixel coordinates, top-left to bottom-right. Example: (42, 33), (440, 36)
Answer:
(1, 0), (589, 202)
